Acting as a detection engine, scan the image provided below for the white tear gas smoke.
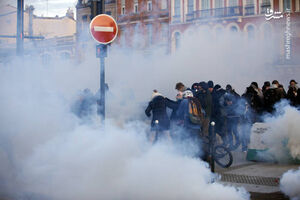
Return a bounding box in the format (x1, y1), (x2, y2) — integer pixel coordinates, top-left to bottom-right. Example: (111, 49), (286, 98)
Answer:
(0, 25), (298, 199)
(261, 102), (300, 162)
(0, 61), (249, 199)
(280, 167), (300, 200)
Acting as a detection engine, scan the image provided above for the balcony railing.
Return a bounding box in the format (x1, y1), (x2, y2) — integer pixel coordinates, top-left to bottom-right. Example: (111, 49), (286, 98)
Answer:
(226, 6), (242, 16)
(118, 10), (169, 22)
(245, 4), (255, 15)
(159, 10), (169, 18)
(186, 13), (194, 21)
(194, 9), (212, 19)
(194, 6), (243, 20)
(172, 15), (181, 23)
(105, 0), (116, 4)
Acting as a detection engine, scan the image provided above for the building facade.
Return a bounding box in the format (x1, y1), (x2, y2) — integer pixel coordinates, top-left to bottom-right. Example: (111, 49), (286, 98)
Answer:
(0, 4), (76, 63)
(116, 0), (170, 51)
(169, 0), (300, 64)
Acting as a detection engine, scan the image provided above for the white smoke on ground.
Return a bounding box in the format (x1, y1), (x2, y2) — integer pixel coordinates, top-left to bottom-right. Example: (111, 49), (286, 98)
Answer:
(0, 26), (298, 199)
(0, 59), (249, 200)
(280, 167), (300, 200)
(261, 103), (300, 162)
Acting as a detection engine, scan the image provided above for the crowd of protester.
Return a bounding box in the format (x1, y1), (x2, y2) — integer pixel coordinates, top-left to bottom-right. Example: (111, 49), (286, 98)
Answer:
(145, 79), (300, 154)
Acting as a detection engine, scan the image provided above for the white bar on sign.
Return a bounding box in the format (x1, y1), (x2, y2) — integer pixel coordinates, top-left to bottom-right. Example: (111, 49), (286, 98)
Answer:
(94, 26), (114, 32)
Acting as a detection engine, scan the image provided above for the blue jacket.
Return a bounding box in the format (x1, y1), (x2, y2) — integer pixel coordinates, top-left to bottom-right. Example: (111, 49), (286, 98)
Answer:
(176, 98), (202, 130)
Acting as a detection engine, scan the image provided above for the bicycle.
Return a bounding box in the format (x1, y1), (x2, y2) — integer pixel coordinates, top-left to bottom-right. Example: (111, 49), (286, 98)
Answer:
(202, 121), (233, 168)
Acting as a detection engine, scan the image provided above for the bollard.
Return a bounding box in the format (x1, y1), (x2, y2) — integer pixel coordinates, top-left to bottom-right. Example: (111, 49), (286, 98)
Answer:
(210, 121), (216, 173)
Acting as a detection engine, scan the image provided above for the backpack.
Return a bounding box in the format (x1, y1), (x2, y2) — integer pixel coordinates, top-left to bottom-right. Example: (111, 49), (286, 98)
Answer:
(188, 98), (204, 125)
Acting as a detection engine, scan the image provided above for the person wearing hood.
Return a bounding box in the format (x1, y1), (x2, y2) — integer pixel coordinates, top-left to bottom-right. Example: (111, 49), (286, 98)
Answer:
(287, 79), (300, 107)
(219, 93), (240, 150)
(145, 90), (176, 143)
(225, 84), (240, 100)
(207, 80), (214, 93)
(272, 80), (286, 100)
(191, 82), (199, 97)
(263, 81), (280, 113)
(211, 84), (226, 138)
(197, 82), (212, 137)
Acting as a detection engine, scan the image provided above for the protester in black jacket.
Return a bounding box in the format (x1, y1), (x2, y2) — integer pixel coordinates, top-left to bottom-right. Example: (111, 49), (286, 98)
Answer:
(287, 80), (299, 107)
(145, 90), (177, 143)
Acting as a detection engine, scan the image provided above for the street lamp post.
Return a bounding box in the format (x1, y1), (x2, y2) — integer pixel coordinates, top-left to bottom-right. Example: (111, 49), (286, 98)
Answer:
(17, 0), (24, 56)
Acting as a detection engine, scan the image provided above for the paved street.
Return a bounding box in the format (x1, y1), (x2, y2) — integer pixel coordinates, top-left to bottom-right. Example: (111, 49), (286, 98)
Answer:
(216, 151), (300, 199)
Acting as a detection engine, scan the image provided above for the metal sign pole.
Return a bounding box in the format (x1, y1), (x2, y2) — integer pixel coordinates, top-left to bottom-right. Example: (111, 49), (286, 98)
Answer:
(97, 44), (107, 121)
(210, 121), (216, 173)
(17, 0), (24, 56)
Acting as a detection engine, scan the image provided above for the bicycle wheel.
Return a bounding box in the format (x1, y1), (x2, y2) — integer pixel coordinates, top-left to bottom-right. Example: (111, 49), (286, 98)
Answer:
(213, 145), (233, 168)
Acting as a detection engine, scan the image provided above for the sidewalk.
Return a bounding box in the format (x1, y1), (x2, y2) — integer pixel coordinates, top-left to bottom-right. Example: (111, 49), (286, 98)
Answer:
(215, 151), (299, 199)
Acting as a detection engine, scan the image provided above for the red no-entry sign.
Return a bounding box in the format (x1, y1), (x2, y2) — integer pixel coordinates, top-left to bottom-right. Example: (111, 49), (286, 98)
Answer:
(90, 14), (118, 45)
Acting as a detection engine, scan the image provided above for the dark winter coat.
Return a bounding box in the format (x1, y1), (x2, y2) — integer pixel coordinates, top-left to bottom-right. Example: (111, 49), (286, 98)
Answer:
(211, 88), (226, 119)
(243, 86), (264, 114)
(263, 88), (280, 112)
(145, 96), (177, 131)
(196, 90), (212, 119)
(287, 87), (299, 106)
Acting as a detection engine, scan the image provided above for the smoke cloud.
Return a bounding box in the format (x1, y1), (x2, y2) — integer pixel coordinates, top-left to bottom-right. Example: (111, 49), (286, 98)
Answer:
(261, 103), (300, 162)
(0, 25), (299, 199)
(280, 167), (300, 200)
(0, 59), (249, 199)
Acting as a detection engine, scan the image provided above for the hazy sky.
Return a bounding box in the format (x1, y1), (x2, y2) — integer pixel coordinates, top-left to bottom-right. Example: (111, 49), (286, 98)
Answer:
(1, 0), (77, 17)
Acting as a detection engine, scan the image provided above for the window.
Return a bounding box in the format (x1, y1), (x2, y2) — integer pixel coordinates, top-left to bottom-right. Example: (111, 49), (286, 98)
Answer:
(247, 25), (255, 39)
(147, 0), (153, 12)
(106, 11), (112, 16)
(82, 15), (88, 22)
(296, 0), (300, 11)
(283, 0), (291, 11)
(215, 0), (224, 8)
(119, 27), (126, 46)
(175, 0), (181, 16)
(202, 0), (210, 9)
(245, 0), (255, 15)
(161, 0), (168, 9)
(261, 0), (271, 13)
(147, 24), (153, 45)
(121, 0), (125, 15)
(215, 0), (224, 16)
(188, 0), (194, 14)
(228, 0), (238, 6)
(245, 0), (254, 4)
(174, 32), (180, 50)
(134, 2), (138, 13)
(161, 23), (168, 42)
(230, 26), (238, 32)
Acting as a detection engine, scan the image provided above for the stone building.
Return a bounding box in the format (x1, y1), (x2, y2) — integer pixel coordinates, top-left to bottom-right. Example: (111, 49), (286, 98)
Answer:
(0, 4), (76, 62)
(115, 0), (170, 51)
(169, 0), (300, 64)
